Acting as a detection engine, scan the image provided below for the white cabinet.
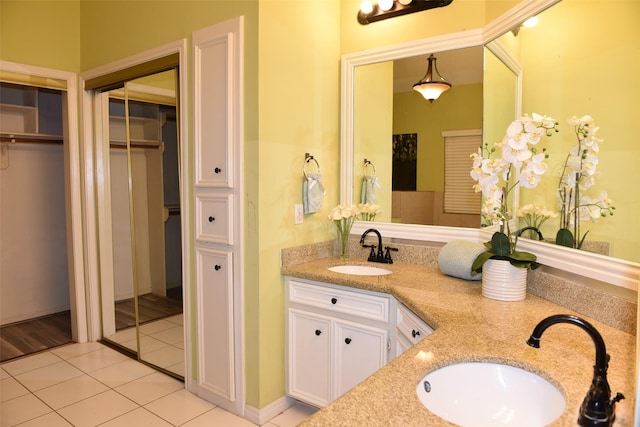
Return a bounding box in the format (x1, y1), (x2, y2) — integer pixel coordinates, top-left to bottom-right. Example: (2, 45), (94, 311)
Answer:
(285, 278), (392, 407)
(192, 17), (243, 414)
(396, 303), (433, 356)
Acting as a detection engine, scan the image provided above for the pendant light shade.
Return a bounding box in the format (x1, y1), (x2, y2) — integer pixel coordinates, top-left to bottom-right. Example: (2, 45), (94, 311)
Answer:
(412, 54), (452, 103)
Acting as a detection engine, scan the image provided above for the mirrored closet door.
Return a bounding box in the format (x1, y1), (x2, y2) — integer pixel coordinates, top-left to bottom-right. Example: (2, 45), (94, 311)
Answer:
(99, 69), (184, 379)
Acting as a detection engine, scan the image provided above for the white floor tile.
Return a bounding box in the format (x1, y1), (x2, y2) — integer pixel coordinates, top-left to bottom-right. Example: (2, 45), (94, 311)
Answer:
(50, 342), (104, 360)
(182, 407), (258, 427)
(106, 327), (136, 345)
(89, 358), (156, 388)
(140, 345), (183, 368)
(148, 325), (184, 345)
(1, 376), (30, 402)
(99, 407), (173, 426)
(0, 367), (10, 379)
(66, 347), (128, 373)
(138, 335), (170, 353)
(166, 314), (183, 325)
(115, 371), (183, 405)
(144, 389), (215, 426)
(268, 402), (319, 427)
(1, 352), (62, 376)
(34, 374), (109, 410)
(56, 390), (138, 427)
(15, 361), (83, 392)
(0, 393), (52, 427)
(139, 319), (175, 335)
(14, 411), (73, 427)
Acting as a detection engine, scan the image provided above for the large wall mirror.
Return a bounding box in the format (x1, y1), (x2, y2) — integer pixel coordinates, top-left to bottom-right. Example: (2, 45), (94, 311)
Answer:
(341, 0), (640, 272)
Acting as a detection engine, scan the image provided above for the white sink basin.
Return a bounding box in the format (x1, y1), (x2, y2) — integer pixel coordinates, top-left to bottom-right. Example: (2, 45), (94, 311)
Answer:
(416, 362), (565, 426)
(328, 265), (392, 276)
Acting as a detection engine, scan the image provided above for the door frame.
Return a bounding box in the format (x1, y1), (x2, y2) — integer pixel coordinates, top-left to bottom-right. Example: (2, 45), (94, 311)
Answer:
(0, 60), (87, 343)
(79, 40), (191, 375)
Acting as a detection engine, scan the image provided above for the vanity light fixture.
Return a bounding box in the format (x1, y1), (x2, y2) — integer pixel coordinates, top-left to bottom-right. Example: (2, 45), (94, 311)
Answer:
(412, 54), (452, 102)
(357, 0), (453, 25)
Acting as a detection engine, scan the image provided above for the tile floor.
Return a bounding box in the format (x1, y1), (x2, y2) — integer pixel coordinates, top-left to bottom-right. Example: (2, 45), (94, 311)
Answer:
(0, 342), (317, 426)
(105, 314), (185, 378)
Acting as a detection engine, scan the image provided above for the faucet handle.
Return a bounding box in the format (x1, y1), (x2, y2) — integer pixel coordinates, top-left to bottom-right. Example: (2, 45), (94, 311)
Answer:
(362, 244), (376, 260)
(384, 246), (398, 263)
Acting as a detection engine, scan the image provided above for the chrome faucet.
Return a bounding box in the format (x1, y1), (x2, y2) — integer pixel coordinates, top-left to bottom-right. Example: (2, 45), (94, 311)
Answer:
(359, 228), (396, 264)
(526, 314), (624, 426)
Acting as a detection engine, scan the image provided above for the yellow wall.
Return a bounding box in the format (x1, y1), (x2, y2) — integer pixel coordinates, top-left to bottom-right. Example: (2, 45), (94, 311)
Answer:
(393, 83), (483, 192)
(518, 0), (640, 262)
(0, 1), (81, 72)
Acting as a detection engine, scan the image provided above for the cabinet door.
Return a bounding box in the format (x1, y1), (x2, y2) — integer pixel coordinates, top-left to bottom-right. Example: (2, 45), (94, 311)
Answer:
(333, 320), (388, 398)
(287, 309), (332, 407)
(195, 248), (235, 401)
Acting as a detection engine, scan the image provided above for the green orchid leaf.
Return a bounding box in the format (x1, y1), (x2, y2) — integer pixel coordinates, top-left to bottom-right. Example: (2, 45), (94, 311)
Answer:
(577, 230), (590, 249)
(471, 251), (495, 273)
(490, 232), (511, 256)
(555, 228), (574, 248)
(510, 250), (537, 262)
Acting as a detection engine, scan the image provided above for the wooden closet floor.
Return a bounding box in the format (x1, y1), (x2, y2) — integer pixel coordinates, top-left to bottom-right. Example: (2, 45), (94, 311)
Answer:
(0, 311), (72, 363)
(114, 292), (183, 330)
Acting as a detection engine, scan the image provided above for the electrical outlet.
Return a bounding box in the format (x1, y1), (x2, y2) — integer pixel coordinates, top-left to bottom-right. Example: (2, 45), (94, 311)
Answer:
(294, 204), (304, 224)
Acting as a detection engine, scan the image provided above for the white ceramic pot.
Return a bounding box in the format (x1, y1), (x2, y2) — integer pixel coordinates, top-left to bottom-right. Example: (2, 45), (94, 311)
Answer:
(481, 259), (528, 301)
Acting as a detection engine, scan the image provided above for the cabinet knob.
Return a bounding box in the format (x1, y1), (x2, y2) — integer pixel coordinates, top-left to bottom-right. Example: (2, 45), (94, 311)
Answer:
(345, 338), (352, 345)
(331, 297), (337, 305)
(214, 167), (222, 174)
(214, 265), (222, 271)
(315, 329), (322, 336)
(412, 329), (421, 338)
(208, 216), (215, 222)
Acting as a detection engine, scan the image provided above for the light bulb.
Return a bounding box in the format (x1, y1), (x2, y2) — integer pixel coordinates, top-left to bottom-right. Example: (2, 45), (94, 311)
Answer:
(360, 1), (374, 14)
(379, 0), (394, 11)
(398, 0), (412, 5)
(523, 16), (538, 27)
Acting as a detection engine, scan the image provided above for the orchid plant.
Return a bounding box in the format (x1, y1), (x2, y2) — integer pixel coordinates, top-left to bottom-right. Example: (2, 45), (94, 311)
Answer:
(470, 113), (558, 272)
(556, 115), (615, 249)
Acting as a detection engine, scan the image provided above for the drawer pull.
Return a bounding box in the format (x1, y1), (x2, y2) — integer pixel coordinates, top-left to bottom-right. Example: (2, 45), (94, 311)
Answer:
(345, 338), (352, 345)
(208, 216), (215, 222)
(412, 329), (421, 338)
(331, 297), (338, 305)
(315, 329), (322, 336)
(214, 167), (222, 174)
(214, 265), (222, 271)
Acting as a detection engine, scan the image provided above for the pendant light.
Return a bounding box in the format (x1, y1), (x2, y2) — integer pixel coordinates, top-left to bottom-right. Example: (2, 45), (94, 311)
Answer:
(412, 54), (451, 102)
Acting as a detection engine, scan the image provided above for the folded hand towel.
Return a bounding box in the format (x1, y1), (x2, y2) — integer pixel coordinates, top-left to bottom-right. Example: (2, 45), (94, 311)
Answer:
(438, 240), (485, 281)
(360, 175), (380, 205)
(303, 173), (326, 214)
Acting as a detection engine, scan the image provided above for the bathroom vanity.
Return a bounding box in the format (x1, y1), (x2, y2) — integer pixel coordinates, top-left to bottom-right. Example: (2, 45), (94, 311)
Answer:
(281, 255), (635, 426)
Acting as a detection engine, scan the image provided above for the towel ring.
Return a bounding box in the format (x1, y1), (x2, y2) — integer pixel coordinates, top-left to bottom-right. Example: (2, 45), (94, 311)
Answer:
(303, 153), (320, 179)
(363, 159), (376, 176)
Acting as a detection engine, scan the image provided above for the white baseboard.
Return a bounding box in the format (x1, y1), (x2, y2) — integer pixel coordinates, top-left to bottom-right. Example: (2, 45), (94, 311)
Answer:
(244, 395), (296, 425)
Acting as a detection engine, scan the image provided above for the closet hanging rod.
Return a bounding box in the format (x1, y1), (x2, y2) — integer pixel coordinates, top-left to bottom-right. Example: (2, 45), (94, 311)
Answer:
(0, 133), (63, 145)
(109, 140), (162, 150)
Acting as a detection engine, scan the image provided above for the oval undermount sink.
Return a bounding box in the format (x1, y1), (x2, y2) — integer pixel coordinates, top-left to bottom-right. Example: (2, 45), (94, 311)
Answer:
(328, 265), (392, 276)
(416, 362), (565, 427)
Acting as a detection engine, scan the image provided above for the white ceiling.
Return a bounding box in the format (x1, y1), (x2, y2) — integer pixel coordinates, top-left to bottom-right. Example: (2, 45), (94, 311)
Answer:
(393, 45), (484, 93)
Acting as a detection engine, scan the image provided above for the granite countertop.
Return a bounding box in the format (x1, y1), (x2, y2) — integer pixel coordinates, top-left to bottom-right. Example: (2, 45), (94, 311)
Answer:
(282, 257), (636, 426)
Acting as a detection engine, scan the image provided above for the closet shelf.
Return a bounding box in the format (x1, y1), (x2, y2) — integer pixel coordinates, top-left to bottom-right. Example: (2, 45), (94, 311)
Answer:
(0, 132), (63, 145)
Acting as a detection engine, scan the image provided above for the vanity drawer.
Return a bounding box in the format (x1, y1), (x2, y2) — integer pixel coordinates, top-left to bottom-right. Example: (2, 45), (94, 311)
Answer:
(288, 279), (390, 323)
(196, 194), (233, 245)
(397, 304), (433, 345)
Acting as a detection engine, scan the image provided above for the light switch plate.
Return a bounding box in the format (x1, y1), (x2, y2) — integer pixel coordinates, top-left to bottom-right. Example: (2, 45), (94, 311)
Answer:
(294, 204), (304, 224)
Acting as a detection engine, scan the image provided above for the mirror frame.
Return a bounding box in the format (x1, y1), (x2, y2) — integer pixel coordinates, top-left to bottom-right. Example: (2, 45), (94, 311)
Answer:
(340, 0), (639, 291)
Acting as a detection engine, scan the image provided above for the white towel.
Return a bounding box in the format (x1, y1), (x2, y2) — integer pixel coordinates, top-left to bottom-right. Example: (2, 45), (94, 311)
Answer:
(438, 240), (485, 281)
(303, 173), (326, 214)
(360, 175), (380, 205)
